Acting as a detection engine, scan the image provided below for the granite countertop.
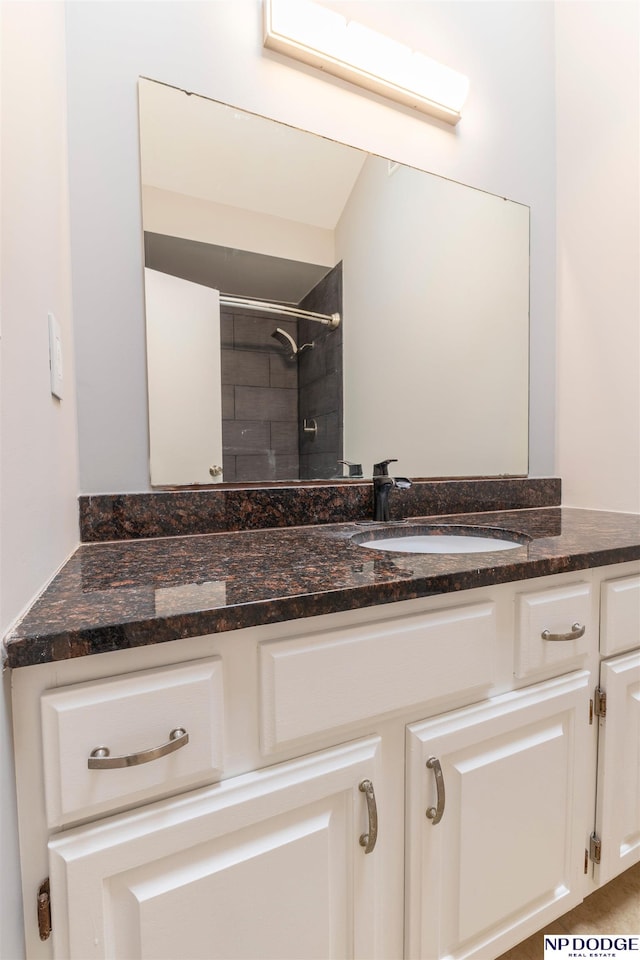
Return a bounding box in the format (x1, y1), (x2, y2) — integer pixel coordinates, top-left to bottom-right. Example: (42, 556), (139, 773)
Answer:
(5, 506), (640, 668)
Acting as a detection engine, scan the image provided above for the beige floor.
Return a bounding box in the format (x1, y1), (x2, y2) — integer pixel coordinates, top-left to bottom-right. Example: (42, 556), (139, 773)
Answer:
(497, 862), (640, 960)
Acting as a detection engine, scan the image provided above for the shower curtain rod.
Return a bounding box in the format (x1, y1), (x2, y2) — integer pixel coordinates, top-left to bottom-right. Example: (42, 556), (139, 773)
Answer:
(219, 294), (340, 329)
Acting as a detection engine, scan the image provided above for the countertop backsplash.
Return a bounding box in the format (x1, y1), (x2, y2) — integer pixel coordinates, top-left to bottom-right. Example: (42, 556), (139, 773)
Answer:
(79, 477), (561, 542)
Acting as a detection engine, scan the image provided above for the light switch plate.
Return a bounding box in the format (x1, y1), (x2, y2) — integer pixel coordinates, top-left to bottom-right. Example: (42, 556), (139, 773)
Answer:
(48, 312), (63, 399)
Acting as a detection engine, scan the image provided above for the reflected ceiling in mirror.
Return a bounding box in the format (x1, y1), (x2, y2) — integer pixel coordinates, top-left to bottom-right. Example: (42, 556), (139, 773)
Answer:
(138, 78), (530, 486)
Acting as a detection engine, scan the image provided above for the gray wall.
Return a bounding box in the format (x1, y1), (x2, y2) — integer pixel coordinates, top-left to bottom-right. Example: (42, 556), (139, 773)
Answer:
(65, 1), (556, 493)
(221, 305), (300, 482)
(298, 263), (344, 480)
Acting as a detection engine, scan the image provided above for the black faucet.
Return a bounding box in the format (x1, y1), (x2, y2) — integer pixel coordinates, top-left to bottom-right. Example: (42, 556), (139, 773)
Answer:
(372, 461), (412, 521)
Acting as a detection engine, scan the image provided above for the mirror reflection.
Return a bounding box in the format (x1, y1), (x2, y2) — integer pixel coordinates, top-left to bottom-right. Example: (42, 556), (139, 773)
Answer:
(139, 78), (530, 486)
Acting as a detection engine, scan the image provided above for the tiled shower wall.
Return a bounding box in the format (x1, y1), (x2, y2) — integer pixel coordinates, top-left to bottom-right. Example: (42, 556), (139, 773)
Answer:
(221, 307), (300, 482)
(221, 263), (343, 483)
(299, 263), (343, 479)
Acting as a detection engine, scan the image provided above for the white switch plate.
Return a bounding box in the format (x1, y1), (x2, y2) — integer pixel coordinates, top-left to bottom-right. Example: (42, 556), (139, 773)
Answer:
(48, 312), (63, 399)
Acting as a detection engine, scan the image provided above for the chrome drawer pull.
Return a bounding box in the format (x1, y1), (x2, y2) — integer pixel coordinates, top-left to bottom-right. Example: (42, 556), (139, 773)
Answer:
(359, 779), (378, 854)
(426, 756), (445, 825)
(541, 622), (585, 642)
(88, 728), (188, 769)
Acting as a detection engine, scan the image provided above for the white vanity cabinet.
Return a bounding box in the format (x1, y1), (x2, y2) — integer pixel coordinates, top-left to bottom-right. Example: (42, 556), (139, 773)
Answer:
(592, 573), (640, 887)
(593, 650), (640, 886)
(10, 561), (640, 960)
(48, 736), (383, 960)
(405, 671), (590, 960)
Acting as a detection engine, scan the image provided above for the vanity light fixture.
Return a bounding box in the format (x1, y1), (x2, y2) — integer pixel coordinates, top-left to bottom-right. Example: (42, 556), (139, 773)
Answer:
(263, 0), (469, 125)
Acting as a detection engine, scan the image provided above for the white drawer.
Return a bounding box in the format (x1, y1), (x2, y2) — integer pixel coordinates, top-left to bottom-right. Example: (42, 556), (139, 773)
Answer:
(259, 601), (496, 752)
(41, 657), (224, 827)
(600, 574), (640, 656)
(515, 581), (592, 679)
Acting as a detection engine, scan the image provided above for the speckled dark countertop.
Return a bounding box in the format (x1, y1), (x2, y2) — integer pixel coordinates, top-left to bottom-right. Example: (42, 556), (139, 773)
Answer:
(4, 507), (640, 668)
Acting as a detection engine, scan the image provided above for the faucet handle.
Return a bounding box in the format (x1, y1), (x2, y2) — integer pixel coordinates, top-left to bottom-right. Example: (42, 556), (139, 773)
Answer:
(337, 460), (363, 478)
(373, 459), (398, 476)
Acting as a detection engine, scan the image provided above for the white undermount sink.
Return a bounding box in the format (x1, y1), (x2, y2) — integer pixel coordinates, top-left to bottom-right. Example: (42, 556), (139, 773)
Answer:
(355, 527), (525, 554)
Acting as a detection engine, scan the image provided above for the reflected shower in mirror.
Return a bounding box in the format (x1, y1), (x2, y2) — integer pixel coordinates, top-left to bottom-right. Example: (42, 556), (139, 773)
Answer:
(139, 78), (530, 486)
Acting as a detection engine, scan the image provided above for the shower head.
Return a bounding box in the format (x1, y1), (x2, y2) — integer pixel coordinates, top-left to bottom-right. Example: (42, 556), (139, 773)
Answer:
(271, 327), (298, 357)
(271, 327), (314, 360)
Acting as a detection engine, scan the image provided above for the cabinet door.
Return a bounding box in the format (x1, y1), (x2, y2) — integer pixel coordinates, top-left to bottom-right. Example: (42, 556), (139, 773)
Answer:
(406, 671), (590, 960)
(49, 736), (383, 960)
(593, 650), (640, 886)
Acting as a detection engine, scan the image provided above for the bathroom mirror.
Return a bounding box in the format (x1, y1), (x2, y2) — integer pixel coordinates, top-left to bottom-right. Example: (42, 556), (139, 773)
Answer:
(139, 78), (530, 486)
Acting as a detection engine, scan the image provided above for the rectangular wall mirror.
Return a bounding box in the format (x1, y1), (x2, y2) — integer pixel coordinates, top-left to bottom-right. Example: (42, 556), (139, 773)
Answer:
(139, 77), (530, 486)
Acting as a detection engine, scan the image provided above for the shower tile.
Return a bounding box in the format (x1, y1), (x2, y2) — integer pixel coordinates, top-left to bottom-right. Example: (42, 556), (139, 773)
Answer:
(220, 312), (234, 348)
(300, 372), (341, 415)
(221, 349), (269, 387)
(223, 421), (270, 454)
(299, 411), (340, 455)
(270, 422), (299, 455)
(235, 454), (299, 481)
(234, 314), (296, 351)
(269, 353), (298, 389)
(221, 456), (236, 482)
(235, 386), (297, 422)
(273, 456), (299, 480)
(300, 451), (343, 480)
(221, 385), (235, 420)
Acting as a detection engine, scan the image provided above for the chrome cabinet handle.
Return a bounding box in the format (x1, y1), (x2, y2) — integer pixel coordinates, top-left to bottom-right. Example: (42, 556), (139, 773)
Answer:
(88, 727), (188, 769)
(359, 779), (378, 854)
(426, 756), (445, 825)
(541, 622), (585, 642)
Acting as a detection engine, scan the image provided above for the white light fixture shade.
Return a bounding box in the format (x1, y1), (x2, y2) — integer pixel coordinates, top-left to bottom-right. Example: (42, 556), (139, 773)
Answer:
(263, 0), (469, 125)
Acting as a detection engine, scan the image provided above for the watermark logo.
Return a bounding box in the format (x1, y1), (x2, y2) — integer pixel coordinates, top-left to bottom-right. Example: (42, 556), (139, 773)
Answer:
(544, 935), (640, 959)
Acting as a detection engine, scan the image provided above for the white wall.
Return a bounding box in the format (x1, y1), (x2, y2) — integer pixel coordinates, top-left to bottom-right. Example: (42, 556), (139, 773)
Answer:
(142, 185), (336, 265)
(64, 0), (556, 493)
(556, 1), (640, 512)
(0, 4), (80, 957)
(339, 154), (530, 477)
